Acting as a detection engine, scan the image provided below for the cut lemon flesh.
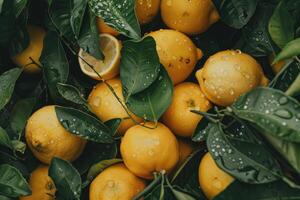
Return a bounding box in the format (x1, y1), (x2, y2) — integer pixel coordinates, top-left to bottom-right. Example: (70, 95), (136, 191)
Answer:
(79, 34), (121, 80)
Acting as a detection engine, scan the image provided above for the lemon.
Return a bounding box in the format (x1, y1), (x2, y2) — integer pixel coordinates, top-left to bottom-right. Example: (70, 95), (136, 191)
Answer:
(79, 34), (121, 80)
(199, 153), (234, 199)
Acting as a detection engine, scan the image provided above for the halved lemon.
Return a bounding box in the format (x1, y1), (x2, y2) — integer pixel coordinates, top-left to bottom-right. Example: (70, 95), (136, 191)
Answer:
(78, 34), (121, 80)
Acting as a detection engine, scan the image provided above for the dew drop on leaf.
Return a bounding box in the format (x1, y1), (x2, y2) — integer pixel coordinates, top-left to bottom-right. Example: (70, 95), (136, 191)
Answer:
(274, 109), (293, 119)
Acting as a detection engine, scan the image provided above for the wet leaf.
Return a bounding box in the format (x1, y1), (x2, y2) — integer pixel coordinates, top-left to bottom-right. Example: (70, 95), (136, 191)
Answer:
(215, 180), (300, 200)
(268, 1), (295, 49)
(57, 83), (87, 105)
(40, 31), (69, 101)
(70, 0), (87, 38)
(88, 0), (141, 39)
(273, 38), (300, 63)
(86, 158), (122, 181)
(286, 74), (300, 97)
(13, 0), (28, 17)
(49, 157), (81, 200)
(232, 87), (300, 142)
(120, 36), (160, 98)
(212, 0), (259, 29)
(0, 164), (31, 197)
(125, 66), (173, 122)
(9, 97), (35, 136)
(207, 122), (282, 184)
(104, 118), (121, 136)
(55, 106), (113, 143)
(192, 118), (213, 142)
(0, 68), (22, 111)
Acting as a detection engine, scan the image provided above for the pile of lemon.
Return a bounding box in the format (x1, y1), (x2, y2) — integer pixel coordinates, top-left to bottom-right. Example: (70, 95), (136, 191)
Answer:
(13, 0), (276, 200)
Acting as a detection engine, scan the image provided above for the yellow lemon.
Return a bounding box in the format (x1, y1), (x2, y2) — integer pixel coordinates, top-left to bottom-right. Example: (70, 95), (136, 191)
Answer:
(135, 0), (160, 24)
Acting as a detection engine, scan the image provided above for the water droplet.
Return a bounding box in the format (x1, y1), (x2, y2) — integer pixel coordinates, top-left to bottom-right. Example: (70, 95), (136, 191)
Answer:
(274, 109), (293, 119)
(107, 180), (115, 188)
(278, 97), (288, 105)
(212, 178), (222, 189)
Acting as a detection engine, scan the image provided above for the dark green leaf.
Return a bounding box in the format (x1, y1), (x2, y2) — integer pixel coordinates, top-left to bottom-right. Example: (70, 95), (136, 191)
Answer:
(104, 118), (121, 136)
(55, 106), (113, 143)
(172, 149), (207, 199)
(262, 132), (300, 174)
(0, 164), (31, 197)
(89, 0), (141, 39)
(232, 87), (300, 142)
(125, 66), (173, 122)
(40, 31), (69, 101)
(144, 185), (175, 200)
(121, 36), (160, 98)
(270, 61), (300, 91)
(212, 0), (259, 29)
(57, 83), (87, 105)
(166, 177), (196, 200)
(0, 0), (15, 47)
(73, 142), (117, 175)
(13, 0), (28, 17)
(273, 38), (300, 63)
(192, 118), (213, 142)
(268, 1), (295, 49)
(70, 0), (87, 38)
(0, 68), (22, 111)
(86, 158), (122, 181)
(9, 97), (35, 135)
(214, 180), (300, 200)
(0, 195), (12, 200)
(207, 122), (282, 184)
(0, 127), (12, 150)
(48, 0), (76, 42)
(49, 157), (81, 200)
(239, 3), (276, 57)
(78, 7), (103, 59)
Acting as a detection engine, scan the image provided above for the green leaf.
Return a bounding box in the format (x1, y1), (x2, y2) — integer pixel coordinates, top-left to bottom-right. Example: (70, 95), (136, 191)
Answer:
(0, 195), (12, 200)
(40, 31), (69, 101)
(73, 142), (117, 175)
(120, 37), (161, 98)
(57, 83), (87, 105)
(270, 61), (300, 92)
(49, 157), (81, 200)
(0, 0), (15, 47)
(0, 68), (22, 111)
(88, 0), (141, 39)
(212, 0), (259, 29)
(78, 7), (103, 59)
(232, 87), (300, 142)
(104, 118), (121, 136)
(239, 3), (276, 57)
(9, 21), (29, 56)
(166, 177), (196, 200)
(192, 118), (213, 142)
(13, 0), (27, 17)
(273, 38), (300, 63)
(172, 149), (207, 199)
(144, 185), (175, 200)
(55, 106), (113, 143)
(86, 158), (122, 181)
(48, 0), (76, 42)
(125, 66), (173, 122)
(0, 164), (31, 197)
(268, 1), (295, 49)
(9, 97), (35, 136)
(207, 122), (282, 184)
(0, 127), (12, 150)
(70, 0), (87, 38)
(286, 74), (300, 97)
(262, 132), (300, 175)
(214, 180), (300, 200)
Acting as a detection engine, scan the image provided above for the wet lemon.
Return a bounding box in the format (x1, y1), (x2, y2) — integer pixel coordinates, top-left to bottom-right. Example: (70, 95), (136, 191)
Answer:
(135, 0), (160, 24)
(161, 0), (220, 35)
(79, 34), (121, 81)
(96, 18), (119, 36)
(25, 106), (86, 164)
(120, 122), (179, 179)
(89, 163), (145, 200)
(177, 139), (194, 166)
(12, 25), (45, 73)
(196, 50), (269, 106)
(88, 78), (142, 135)
(19, 165), (56, 200)
(162, 82), (212, 137)
(199, 153), (234, 200)
(148, 29), (203, 85)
